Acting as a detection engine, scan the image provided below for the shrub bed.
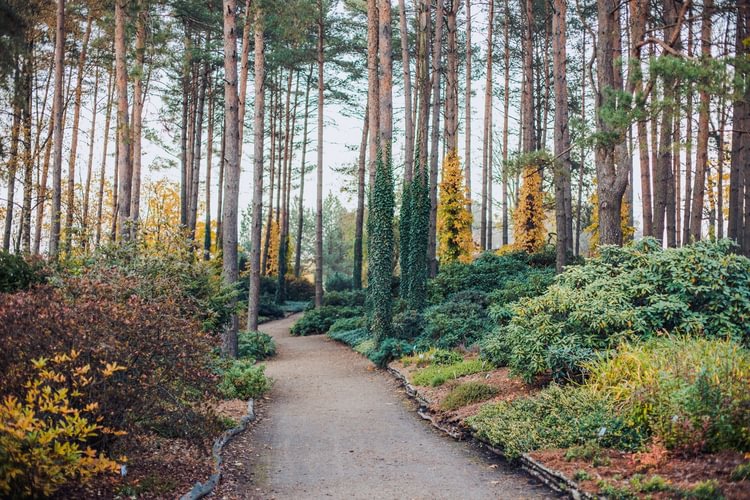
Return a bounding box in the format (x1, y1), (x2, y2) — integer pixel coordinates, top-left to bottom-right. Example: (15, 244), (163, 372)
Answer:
(290, 306), (363, 336)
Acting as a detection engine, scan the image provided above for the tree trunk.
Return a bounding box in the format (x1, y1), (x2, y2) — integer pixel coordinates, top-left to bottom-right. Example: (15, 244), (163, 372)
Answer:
(501, 0), (510, 246)
(222, 0), (240, 356)
(276, 69), (295, 303)
(63, 14), (92, 254)
(445, 2), (458, 152)
(552, 0), (572, 271)
(189, 62), (208, 236)
(248, 5), (265, 331)
(480, 0), (493, 251)
(367, 0), (380, 192)
(631, 0), (652, 237)
(95, 69), (114, 248)
(464, 0), (472, 212)
(428, 0), (444, 277)
(399, 0), (414, 182)
(354, 106), (369, 289)
(3, 70), (21, 253)
(21, 53), (33, 253)
(82, 65), (101, 250)
(294, 67), (313, 278)
(48, 0), (65, 257)
(262, 86), (277, 274)
(730, 0), (750, 253)
(315, 0), (325, 307)
(238, 0), (252, 162)
(130, 2), (147, 236)
(204, 72), (214, 260)
(180, 26), (191, 228)
(115, 0), (133, 241)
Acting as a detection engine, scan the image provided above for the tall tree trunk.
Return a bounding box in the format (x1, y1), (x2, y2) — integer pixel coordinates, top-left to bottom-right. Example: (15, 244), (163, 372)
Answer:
(204, 73), (214, 260)
(682, 10), (695, 243)
(575, 26), (586, 256)
(521, 0), (534, 155)
(464, 0), (472, 211)
(428, 0), (444, 277)
(95, 70), (114, 248)
(730, 0), (750, 253)
(82, 65), (100, 250)
(248, 5), (265, 331)
(189, 62), (208, 236)
(130, 2), (147, 235)
(501, 0), (510, 246)
(445, 2), (458, 152)
(276, 69), (294, 303)
(3, 69), (21, 253)
(237, 0), (252, 163)
(33, 100), (54, 254)
(552, 0), (572, 271)
(631, 0), (652, 237)
(367, 0), (380, 191)
(717, 87), (727, 238)
(222, 0), (240, 356)
(294, 67), (312, 278)
(49, 0), (65, 257)
(180, 26), (191, 228)
(399, 0), (414, 182)
(63, 14), (92, 254)
(115, 0), (133, 241)
(416, 0), (430, 169)
(315, 0), (325, 307)
(21, 52), (33, 253)
(354, 106), (369, 289)
(262, 86), (277, 274)
(594, 0), (629, 246)
(481, 0), (494, 250)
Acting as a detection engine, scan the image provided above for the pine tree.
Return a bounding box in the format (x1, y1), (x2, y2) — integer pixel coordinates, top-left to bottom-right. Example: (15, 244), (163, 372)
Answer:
(437, 150), (474, 264)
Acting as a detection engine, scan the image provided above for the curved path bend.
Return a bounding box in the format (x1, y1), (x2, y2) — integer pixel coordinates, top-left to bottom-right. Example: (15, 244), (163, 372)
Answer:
(213, 314), (554, 500)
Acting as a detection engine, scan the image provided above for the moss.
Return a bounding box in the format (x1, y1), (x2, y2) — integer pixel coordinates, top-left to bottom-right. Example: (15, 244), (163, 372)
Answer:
(440, 382), (499, 411)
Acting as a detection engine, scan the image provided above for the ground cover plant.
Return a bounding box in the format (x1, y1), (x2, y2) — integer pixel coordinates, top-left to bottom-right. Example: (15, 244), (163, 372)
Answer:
(481, 239), (750, 382)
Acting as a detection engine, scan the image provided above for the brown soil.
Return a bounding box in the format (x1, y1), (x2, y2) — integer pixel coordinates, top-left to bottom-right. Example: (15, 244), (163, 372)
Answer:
(531, 448), (750, 499)
(212, 314), (554, 499)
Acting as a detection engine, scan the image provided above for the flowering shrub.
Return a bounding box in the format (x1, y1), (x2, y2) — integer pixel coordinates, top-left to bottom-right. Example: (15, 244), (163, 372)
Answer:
(0, 351), (122, 497)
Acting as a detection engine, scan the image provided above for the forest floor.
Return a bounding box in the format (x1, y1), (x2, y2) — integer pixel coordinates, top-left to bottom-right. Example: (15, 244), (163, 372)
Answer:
(211, 314), (554, 499)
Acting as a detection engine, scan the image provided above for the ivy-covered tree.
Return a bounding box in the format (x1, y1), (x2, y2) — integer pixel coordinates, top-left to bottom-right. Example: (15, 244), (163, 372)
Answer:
(437, 150), (474, 264)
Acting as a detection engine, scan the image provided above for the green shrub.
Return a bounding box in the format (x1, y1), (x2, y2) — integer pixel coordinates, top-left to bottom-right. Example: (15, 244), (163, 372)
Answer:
(419, 300), (493, 350)
(322, 290), (366, 308)
(587, 337), (750, 453)
(218, 360), (271, 400)
(354, 339), (376, 357)
(290, 306), (363, 336)
(411, 359), (494, 387)
(683, 480), (725, 500)
(441, 382), (499, 410)
(325, 272), (353, 292)
(328, 327), (370, 347)
(329, 316), (366, 334)
(238, 331), (276, 360)
(280, 300), (309, 314)
(483, 239), (750, 382)
(467, 384), (643, 459)
(367, 338), (412, 367)
(629, 474), (672, 493)
(0, 252), (41, 293)
(258, 301), (284, 320)
(401, 348), (461, 367)
(392, 309), (424, 340)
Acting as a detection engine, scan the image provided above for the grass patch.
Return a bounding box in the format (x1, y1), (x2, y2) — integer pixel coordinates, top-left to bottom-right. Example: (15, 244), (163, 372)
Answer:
(730, 462), (750, 482)
(440, 382), (499, 410)
(411, 359), (493, 387)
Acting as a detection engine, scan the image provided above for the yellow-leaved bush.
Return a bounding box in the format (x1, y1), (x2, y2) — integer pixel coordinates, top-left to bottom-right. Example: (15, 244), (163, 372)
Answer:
(437, 149), (475, 264)
(0, 350), (124, 498)
(512, 165), (545, 253)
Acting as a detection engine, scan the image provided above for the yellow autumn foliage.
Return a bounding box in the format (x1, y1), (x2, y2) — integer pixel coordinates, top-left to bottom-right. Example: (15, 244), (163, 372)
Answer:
(0, 351), (123, 497)
(437, 149), (475, 264)
(512, 166), (546, 253)
(265, 219), (280, 276)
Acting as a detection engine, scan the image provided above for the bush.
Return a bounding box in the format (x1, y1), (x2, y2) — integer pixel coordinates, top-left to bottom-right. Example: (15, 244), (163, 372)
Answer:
(441, 382), (499, 411)
(322, 290), (366, 308)
(286, 276), (316, 301)
(0, 252), (42, 293)
(411, 359), (494, 387)
(483, 239), (750, 382)
(401, 348), (462, 368)
(325, 272), (353, 292)
(367, 338), (412, 367)
(419, 299), (493, 350)
(0, 352), (121, 497)
(328, 327), (370, 348)
(467, 384), (643, 460)
(258, 301), (285, 320)
(0, 263), (223, 450)
(290, 306), (363, 336)
(242, 275), (315, 303)
(587, 337), (750, 453)
(218, 360), (271, 400)
(392, 309), (424, 340)
(329, 316), (366, 334)
(238, 331), (276, 360)
(428, 251), (554, 303)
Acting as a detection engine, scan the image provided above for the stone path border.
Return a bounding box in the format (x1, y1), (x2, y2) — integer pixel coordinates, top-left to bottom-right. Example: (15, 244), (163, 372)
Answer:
(387, 365), (594, 500)
(180, 399), (257, 500)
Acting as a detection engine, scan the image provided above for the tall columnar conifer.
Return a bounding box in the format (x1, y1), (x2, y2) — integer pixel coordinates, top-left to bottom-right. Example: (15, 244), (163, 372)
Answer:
(513, 166), (545, 253)
(407, 156), (429, 311)
(437, 150), (474, 264)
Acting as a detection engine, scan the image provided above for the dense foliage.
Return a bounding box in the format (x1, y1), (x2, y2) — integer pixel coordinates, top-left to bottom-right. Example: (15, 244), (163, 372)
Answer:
(0, 251), (42, 293)
(290, 306), (363, 336)
(218, 360), (272, 400)
(238, 331), (277, 360)
(482, 239), (750, 382)
(437, 150), (474, 265)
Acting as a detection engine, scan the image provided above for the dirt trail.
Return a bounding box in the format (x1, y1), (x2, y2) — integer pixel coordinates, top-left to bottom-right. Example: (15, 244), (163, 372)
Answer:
(213, 314), (554, 499)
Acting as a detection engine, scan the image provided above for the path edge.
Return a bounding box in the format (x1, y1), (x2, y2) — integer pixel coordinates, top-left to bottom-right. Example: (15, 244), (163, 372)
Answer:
(386, 366), (593, 500)
(179, 399), (257, 500)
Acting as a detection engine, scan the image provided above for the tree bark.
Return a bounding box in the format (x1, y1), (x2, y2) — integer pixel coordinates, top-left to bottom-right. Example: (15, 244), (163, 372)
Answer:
(501, 0), (510, 246)
(130, 2), (147, 235)
(82, 65), (100, 250)
(428, 0), (444, 277)
(115, 0), (133, 241)
(367, 0), (380, 192)
(464, 0), (472, 212)
(3, 69), (21, 253)
(248, 5), (265, 331)
(294, 67), (313, 278)
(238, 0), (252, 163)
(204, 72), (215, 260)
(315, 0), (325, 307)
(222, 0), (240, 356)
(552, 0), (572, 271)
(399, 0), (414, 182)
(20, 51), (33, 253)
(95, 69), (114, 248)
(48, 0), (65, 257)
(354, 106), (369, 289)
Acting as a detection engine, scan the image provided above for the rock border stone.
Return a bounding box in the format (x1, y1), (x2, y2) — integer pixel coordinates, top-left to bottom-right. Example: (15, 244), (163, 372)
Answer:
(387, 365), (593, 500)
(180, 399), (257, 500)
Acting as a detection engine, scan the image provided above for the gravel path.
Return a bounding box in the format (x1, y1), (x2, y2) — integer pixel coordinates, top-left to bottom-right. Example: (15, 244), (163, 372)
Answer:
(213, 314), (555, 500)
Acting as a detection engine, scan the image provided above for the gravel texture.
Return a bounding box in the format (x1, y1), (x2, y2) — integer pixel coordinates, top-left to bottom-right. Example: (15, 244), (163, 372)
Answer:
(213, 314), (555, 500)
